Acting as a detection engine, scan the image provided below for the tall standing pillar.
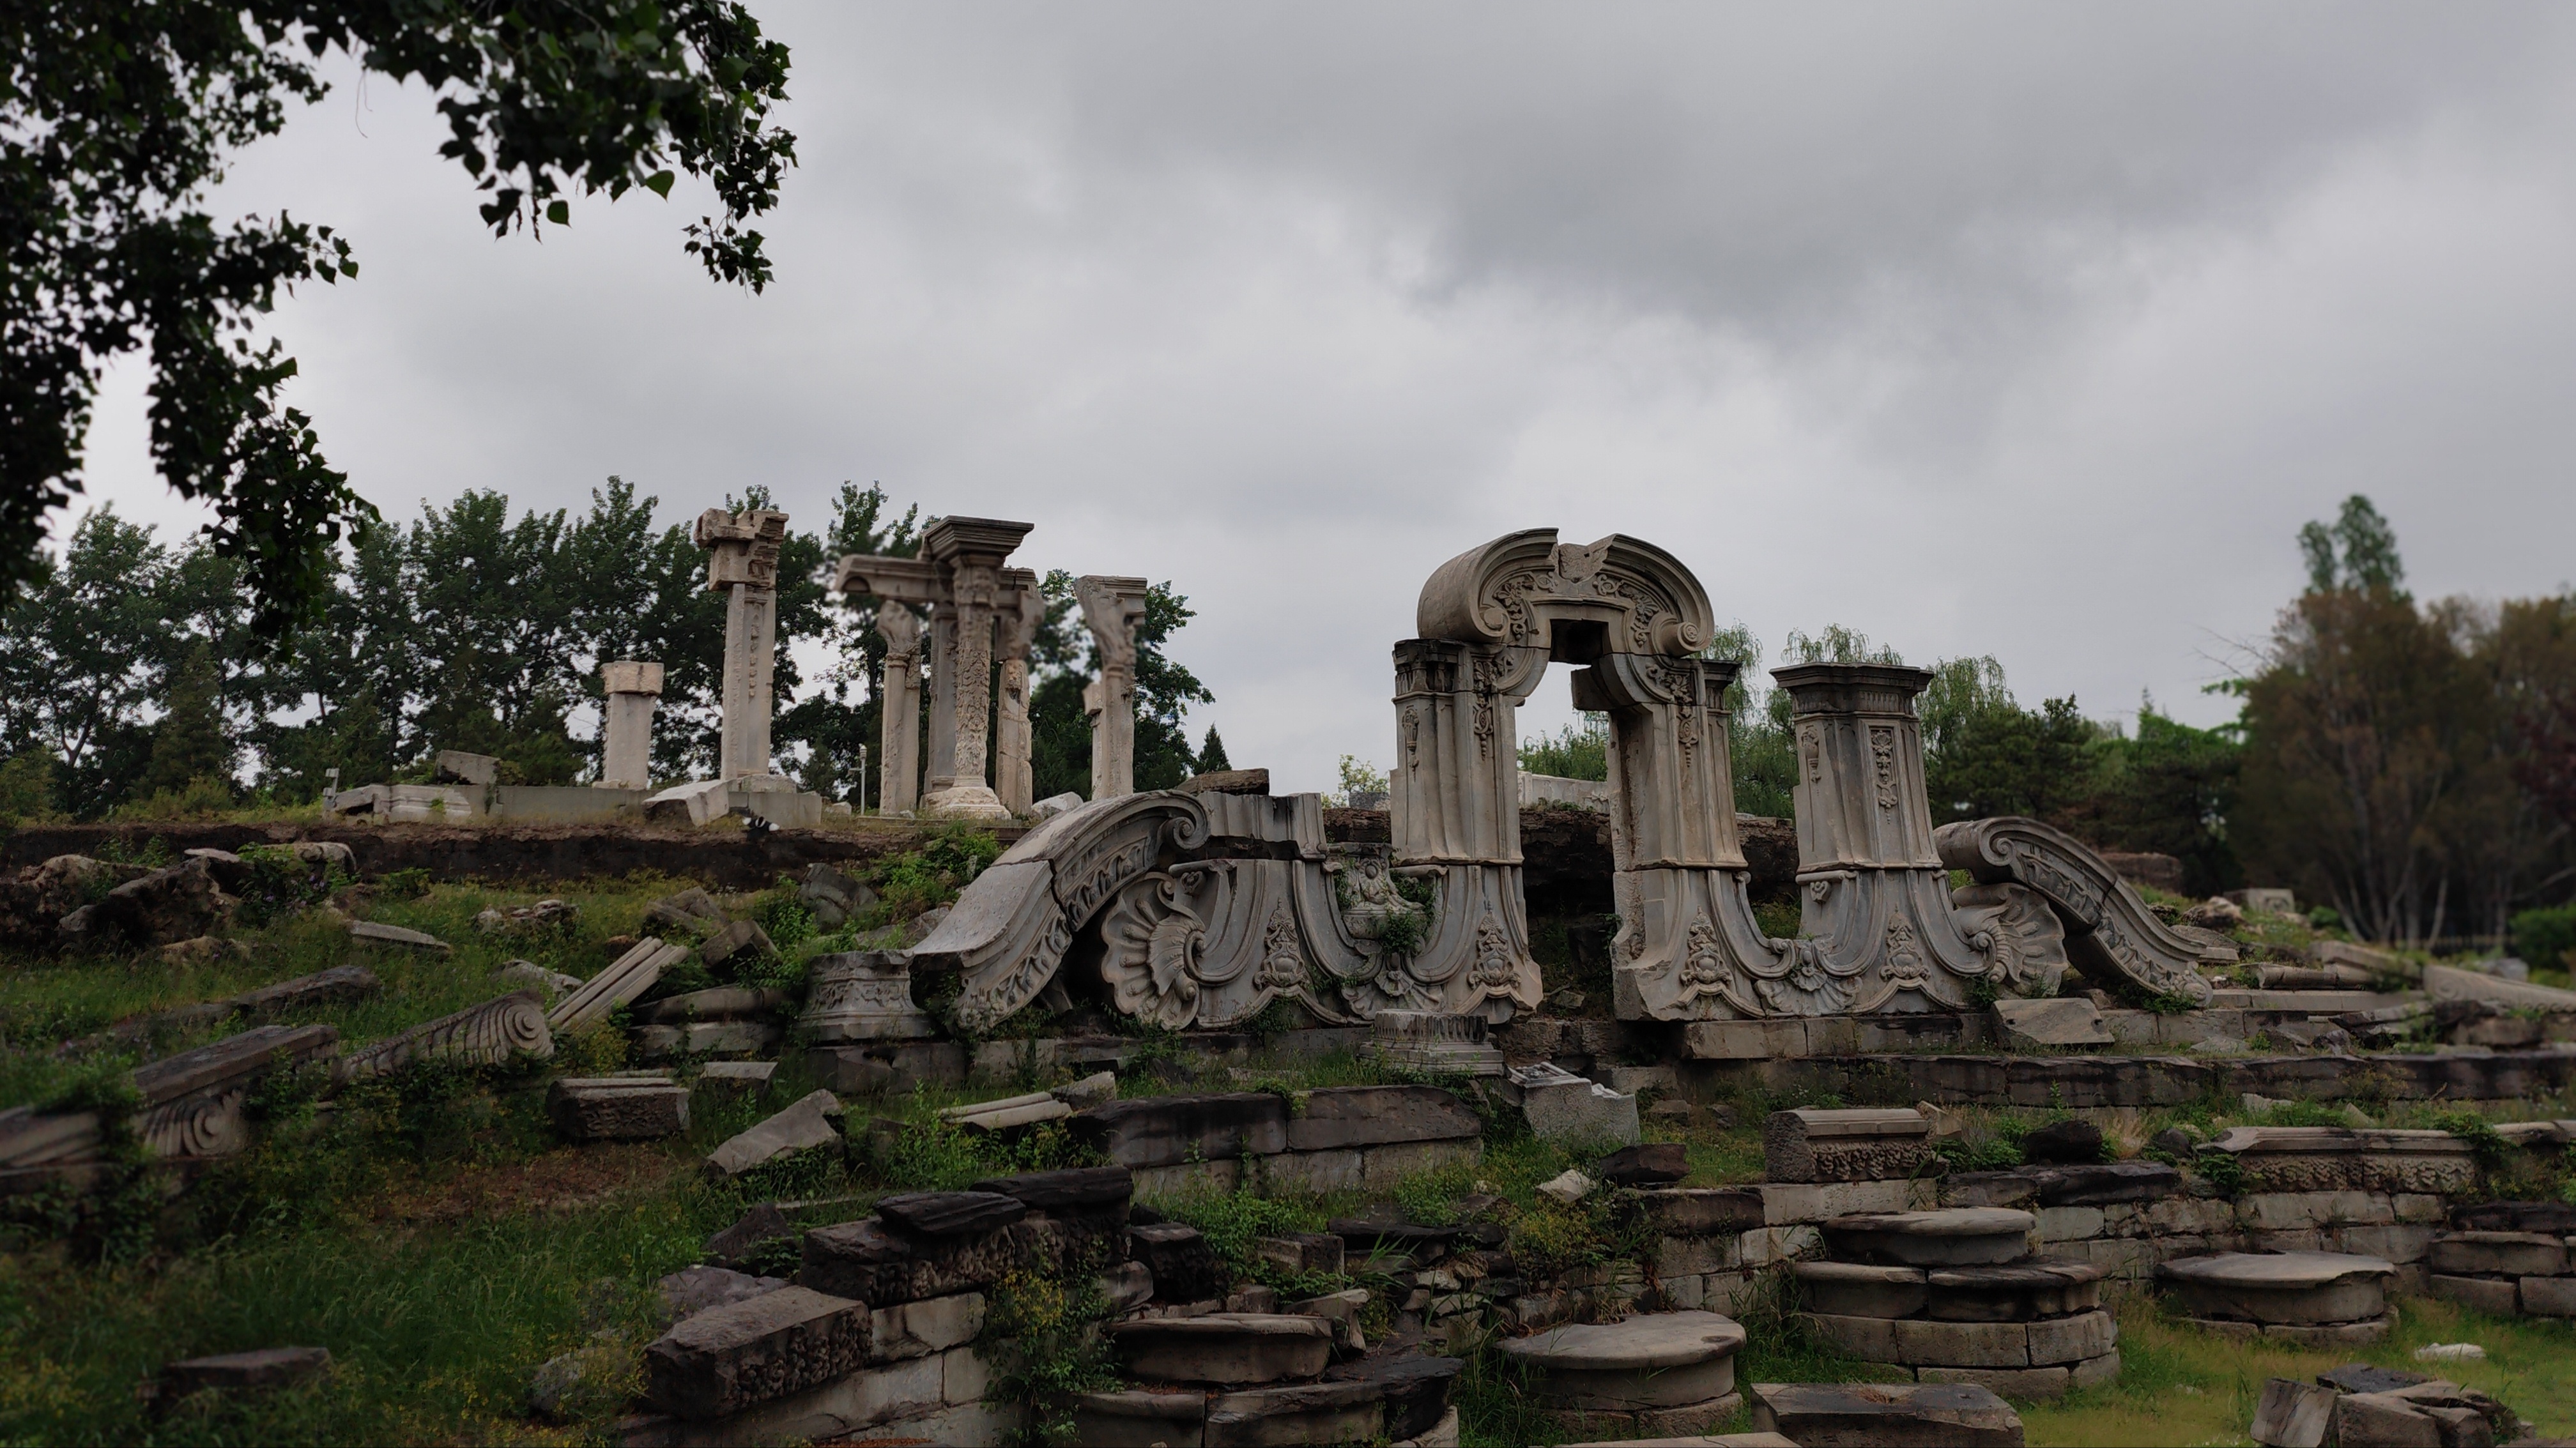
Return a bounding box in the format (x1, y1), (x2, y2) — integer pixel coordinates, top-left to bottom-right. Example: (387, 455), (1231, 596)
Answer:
(694, 508), (788, 781)
(1077, 575), (1149, 800)
(597, 660), (664, 790)
(919, 518), (1033, 821)
(925, 607), (958, 796)
(875, 607), (925, 814)
(995, 572), (1040, 815)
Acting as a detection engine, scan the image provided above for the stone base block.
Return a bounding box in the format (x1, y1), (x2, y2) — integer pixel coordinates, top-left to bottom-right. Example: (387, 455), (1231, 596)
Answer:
(1917, 1364), (2069, 1400)
(2524, 1275), (2576, 1316)
(2186, 1310), (2393, 1346)
(2430, 1274), (2519, 1316)
(1537, 1392), (1740, 1440)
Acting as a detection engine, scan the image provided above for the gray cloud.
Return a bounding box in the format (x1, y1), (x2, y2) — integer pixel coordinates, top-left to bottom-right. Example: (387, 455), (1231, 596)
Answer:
(77, 2), (2576, 786)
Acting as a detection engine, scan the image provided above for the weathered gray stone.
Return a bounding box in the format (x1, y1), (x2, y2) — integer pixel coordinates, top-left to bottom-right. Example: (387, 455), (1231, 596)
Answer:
(1750, 1380), (2024, 1448)
(2428, 1231), (2566, 1278)
(58, 857), (236, 950)
(1514, 1064), (1641, 1145)
(1764, 1107), (1931, 1184)
(1098, 1261), (1154, 1315)
(549, 938), (686, 1032)
(870, 1292), (985, 1362)
(1499, 1311), (1745, 1410)
(2252, 1376), (2338, 1447)
(632, 1021), (783, 1062)
(2200, 1126), (2479, 1195)
(160, 1346), (332, 1399)
(495, 960), (583, 998)
(1204, 1380), (1385, 1447)
(643, 1285), (871, 1421)
(2428, 1275), (2519, 1315)
(644, 887), (728, 934)
(1794, 1261), (1928, 1319)
(2523, 1275), (2576, 1316)
(696, 1060), (777, 1101)
(1636, 1187), (1767, 1237)
(1258, 1232), (1346, 1276)
(1892, 1317), (2030, 1369)
(1597, 1142), (1689, 1186)
(798, 1217), (1018, 1311)
(1072, 1388), (1205, 1447)
(1823, 1208), (2035, 1268)
(658, 1265), (788, 1322)
(1324, 1353), (1464, 1442)
(2334, 1392), (2444, 1448)
(636, 986), (790, 1025)
(2025, 1309), (2118, 1365)
(1992, 998), (2113, 1049)
(1071, 1093), (1289, 1168)
(705, 1089), (841, 1180)
(704, 1203), (795, 1269)
(333, 993), (550, 1083)
(2011, 1161), (2182, 1206)
(969, 1164), (1133, 1216)
(548, 1076), (689, 1141)
(1106, 1313), (1333, 1385)
(1131, 1222), (1224, 1303)
(798, 864), (875, 931)
(2158, 1251), (2393, 1325)
(227, 964), (381, 1020)
(875, 1191), (1027, 1240)
(1924, 1260), (2105, 1322)
(1285, 1085), (1480, 1150)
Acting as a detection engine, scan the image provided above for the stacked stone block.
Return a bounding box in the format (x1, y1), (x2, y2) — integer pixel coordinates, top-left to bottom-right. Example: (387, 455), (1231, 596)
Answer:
(1068, 1086), (1483, 1198)
(2428, 1207), (2576, 1318)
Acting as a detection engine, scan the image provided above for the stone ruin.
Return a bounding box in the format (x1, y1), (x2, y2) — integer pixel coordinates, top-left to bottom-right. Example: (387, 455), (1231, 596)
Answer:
(643, 507), (830, 828)
(912, 526), (2230, 1036)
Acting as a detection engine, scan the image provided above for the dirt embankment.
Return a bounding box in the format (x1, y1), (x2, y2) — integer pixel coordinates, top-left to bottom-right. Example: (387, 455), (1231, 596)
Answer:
(6, 804), (1800, 900)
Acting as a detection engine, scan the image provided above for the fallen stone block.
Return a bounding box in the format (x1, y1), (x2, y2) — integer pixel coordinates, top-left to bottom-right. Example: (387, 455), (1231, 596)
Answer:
(1597, 1142), (1688, 1186)
(970, 1164), (1133, 1217)
(636, 986), (792, 1025)
(548, 1076), (689, 1141)
(799, 863), (875, 930)
(159, 1346), (332, 1401)
(870, 1292), (985, 1362)
(1765, 1107), (1931, 1183)
(1822, 1208), (2034, 1268)
(333, 993), (550, 1084)
(699, 918), (776, 972)
(1993, 998), (2113, 1049)
(705, 1089), (841, 1180)
(2428, 1231), (2567, 1278)
(549, 937), (686, 1033)
(799, 1216), (1026, 1309)
(643, 887), (728, 934)
(1258, 1232), (1345, 1277)
(657, 1265), (788, 1323)
(696, 1060), (777, 1101)
(632, 1020), (783, 1062)
(1131, 1222), (1224, 1303)
(1070, 1092), (1288, 1168)
(2334, 1391), (2443, 1448)
(874, 1191), (1028, 1240)
(1285, 1085), (1481, 1151)
(1324, 1352), (1464, 1442)
(2252, 1376), (2340, 1447)
(1634, 1187), (1766, 1237)
(1751, 1380), (2024, 1447)
(348, 920), (450, 954)
(705, 1202), (796, 1269)
(1204, 1379), (1384, 1447)
(643, 1284), (871, 1420)
(1104, 1312), (1333, 1385)
(58, 856), (235, 950)
(1515, 1063), (1641, 1146)
(226, 964), (381, 1021)
(495, 960), (583, 999)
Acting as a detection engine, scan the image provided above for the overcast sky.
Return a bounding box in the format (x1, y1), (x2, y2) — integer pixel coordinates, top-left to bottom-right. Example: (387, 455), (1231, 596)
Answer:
(78, 3), (2576, 789)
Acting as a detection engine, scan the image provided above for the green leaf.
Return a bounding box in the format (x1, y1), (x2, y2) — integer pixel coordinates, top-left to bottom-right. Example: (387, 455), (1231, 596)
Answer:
(643, 169), (675, 198)
(546, 200), (570, 225)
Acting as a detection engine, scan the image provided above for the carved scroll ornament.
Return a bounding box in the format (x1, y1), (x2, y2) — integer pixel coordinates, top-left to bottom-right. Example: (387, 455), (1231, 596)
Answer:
(1936, 816), (2219, 1004)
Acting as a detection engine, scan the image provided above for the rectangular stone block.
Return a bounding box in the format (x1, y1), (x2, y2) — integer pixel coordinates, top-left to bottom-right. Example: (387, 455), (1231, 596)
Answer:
(2332, 1225), (2432, 1264)
(2394, 1194), (2447, 1224)
(644, 1286), (871, 1421)
(2143, 1197), (2241, 1235)
(1261, 1149), (1362, 1195)
(2430, 1231), (2567, 1278)
(2242, 1191), (2395, 1231)
(1257, 1233), (1346, 1277)
(1361, 1138), (1482, 1188)
(1655, 1233), (1739, 1276)
(1135, 1159), (1241, 1198)
(1742, 1226), (1821, 1265)
(1919, 1364), (2069, 1399)
(1070, 1093), (1288, 1169)
(1682, 1017), (1818, 1060)
(1285, 1085), (1480, 1150)
(2429, 1274), (2519, 1315)
(2522, 1276), (2576, 1316)
(1765, 1107), (1931, 1184)
(1758, 1178), (1917, 1225)
(1894, 1318), (2028, 1369)
(800, 1217), (1024, 1309)
(1798, 1311), (1901, 1362)
(1751, 1380), (2026, 1448)
(2035, 1207), (2103, 1243)
(2027, 1311), (2117, 1366)
(1703, 1271), (1753, 1315)
(1656, 1274), (1705, 1309)
(2244, 1230), (2327, 1255)
(1634, 1187), (1765, 1237)
(548, 1077), (689, 1141)
(870, 1293), (984, 1363)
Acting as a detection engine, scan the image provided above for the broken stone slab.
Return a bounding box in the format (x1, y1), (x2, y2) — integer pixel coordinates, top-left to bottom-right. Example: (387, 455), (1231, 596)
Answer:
(1764, 1107), (1931, 1184)
(1328, 1219), (1460, 1269)
(658, 1265), (789, 1323)
(57, 855), (236, 950)
(1751, 1380), (2023, 1448)
(2016, 1118), (2103, 1166)
(1259, 1233), (1347, 1276)
(1992, 998), (2113, 1049)
(2158, 1251), (2395, 1325)
(2252, 1377), (2340, 1448)
(2428, 1231), (2568, 1278)
(2424, 962), (2576, 1011)
(1130, 1222), (1224, 1304)
(1099, 1261), (1154, 1315)
(705, 1089), (842, 1180)
(2333, 1392), (2444, 1448)
(1203, 1379), (1386, 1447)
(1821, 1209), (2035, 1268)
(496, 961), (585, 999)
(2199, 1127), (2480, 1194)
(699, 918), (776, 972)
(632, 1021), (783, 1062)
(636, 987), (792, 1025)
(1069, 1092), (1288, 1169)
(2007, 1161), (2182, 1206)
(1052, 1070), (1119, 1108)
(696, 1060), (778, 1101)
(642, 1284), (871, 1421)
(2318, 1364), (2433, 1395)
(159, 1346), (332, 1400)
(1538, 1168), (1598, 1205)
(1073, 1388), (1206, 1446)
(2450, 1200), (2576, 1233)
(1924, 1260), (2106, 1322)
(549, 1076), (690, 1141)
(799, 1215), (1024, 1311)
(347, 920), (450, 954)
(1288, 1288), (1371, 1353)
(1634, 1187), (1767, 1237)
(874, 1191), (1028, 1240)
(332, 994), (551, 1085)
(1105, 1313), (1334, 1385)
(1794, 1261), (1929, 1320)
(1501, 1311), (1745, 1411)
(1285, 1085), (1482, 1151)
(549, 938), (687, 1033)
(944, 1097), (1073, 1132)
(1324, 1353), (1466, 1442)
(643, 887), (729, 934)
(870, 1292), (986, 1363)
(1514, 1064), (1641, 1146)
(227, 964), (381, 1021)
(797, 863), (875, 931)
(1597, 1142), (1689, 1186)
(968, 1164), (1134, 1217)
(705, 1203), (796, 1269)
(801, 951), (938, 1042)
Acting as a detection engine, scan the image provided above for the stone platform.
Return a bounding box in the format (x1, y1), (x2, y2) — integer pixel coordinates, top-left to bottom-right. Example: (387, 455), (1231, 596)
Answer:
(1499, 1311), (1747, 1438)
(2157, 1251), (2397, 1344)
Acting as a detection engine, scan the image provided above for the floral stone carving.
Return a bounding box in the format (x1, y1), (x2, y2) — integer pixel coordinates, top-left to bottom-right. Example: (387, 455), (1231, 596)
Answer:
(1936, 815), (2218, 1005)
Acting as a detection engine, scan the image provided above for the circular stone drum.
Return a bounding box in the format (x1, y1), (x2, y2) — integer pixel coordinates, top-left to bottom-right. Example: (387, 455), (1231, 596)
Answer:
(1821, 1208), (2037, 1267)
(1500, 1310), (1747, 1411)
(2157, 1252), (2397, 1344)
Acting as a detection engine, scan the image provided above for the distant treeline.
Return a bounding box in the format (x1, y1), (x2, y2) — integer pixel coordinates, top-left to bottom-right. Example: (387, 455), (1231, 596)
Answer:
(1517, 497), (2576, 948)
(0, 481), (1220, 822)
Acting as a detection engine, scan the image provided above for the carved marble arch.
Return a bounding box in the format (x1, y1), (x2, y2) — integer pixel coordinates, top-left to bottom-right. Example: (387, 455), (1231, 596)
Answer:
(1417, 530), (1717, 660)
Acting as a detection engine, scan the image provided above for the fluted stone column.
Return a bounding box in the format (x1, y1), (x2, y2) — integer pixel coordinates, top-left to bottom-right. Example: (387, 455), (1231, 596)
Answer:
(1077, 575), (1149, 800)
(693, 508), (788, 781)
(597, 660), (664, 790)
(875, 607), (925, 814)
(919, 518), (1033, 821)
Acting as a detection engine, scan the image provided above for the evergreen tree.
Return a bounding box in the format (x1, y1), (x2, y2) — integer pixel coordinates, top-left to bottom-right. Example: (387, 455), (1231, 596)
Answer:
(1195, 726), (1231, 774)
(139, 646), (233, 798)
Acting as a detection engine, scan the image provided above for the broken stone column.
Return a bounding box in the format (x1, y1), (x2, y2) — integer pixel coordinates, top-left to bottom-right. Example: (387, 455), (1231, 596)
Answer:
(598, 660), (663, 789)
(876, 607), (926, 814)
(1077, 575), (1149, 800)
(995, 577), (1041, 816)
(693, 508), (789, 781)
(919, 518), (1033, 821)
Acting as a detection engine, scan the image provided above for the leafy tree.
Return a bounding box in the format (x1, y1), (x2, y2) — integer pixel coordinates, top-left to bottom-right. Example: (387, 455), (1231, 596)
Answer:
(0, 508), (179, 814)
(2299, 494), (2406, 593)
(1027, 574), (1213, 798)
(1519, 718), (1608, 782)
(3, 1), (796, 632)
(137, 644), (234, 798)
(2075, 704), (2244, 897)
(779, 483), (921, 804)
